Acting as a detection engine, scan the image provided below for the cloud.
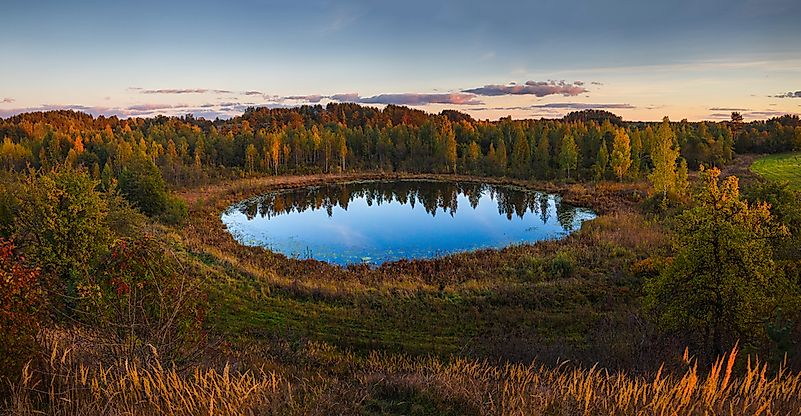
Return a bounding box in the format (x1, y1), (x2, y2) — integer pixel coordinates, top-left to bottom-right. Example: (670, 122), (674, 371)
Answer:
(355, 93), (481, 106)
(243, 90), (264, 96)
(773, 90), (801, 98)
(126, 103), (180, 111)
(463, 80), (588, 97)
(284, 94), (326, 103)
(1, 98), (14, 104)
(709, 107), (750, 111)
(708, 110), (798, 120)
(529, 102), (635, 110)
(329, 93), (361, 102)
(282, 92), (482, 106)
(138, 88), (233, 95)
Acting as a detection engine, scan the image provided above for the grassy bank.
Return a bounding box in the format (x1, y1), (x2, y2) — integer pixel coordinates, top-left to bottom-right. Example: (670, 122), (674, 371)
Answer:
(174, 173), (668, 368)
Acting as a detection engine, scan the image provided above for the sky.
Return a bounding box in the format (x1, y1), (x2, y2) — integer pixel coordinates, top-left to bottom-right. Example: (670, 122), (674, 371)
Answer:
(1, 0), (800, 121)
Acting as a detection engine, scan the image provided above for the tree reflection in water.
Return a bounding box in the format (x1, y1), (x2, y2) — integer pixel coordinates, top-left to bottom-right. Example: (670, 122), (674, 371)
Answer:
(223, 180), (596, 265)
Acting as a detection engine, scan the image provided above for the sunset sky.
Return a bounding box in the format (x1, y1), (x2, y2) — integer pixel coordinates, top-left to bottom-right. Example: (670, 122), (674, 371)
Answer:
(1, 0), (800, 121)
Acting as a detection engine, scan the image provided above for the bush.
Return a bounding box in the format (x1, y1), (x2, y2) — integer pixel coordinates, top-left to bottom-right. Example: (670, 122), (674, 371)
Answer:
(549, 251), (576, 279)
(118, 154), (170, 217)
(13, 168), (111, 287)
(78, 235), (208, 365)
(0, 239), (45, 381)
(161, 195), (189, 225)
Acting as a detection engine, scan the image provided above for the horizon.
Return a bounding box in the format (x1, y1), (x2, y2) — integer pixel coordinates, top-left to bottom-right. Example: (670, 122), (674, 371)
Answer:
(2, 0), (800, 122)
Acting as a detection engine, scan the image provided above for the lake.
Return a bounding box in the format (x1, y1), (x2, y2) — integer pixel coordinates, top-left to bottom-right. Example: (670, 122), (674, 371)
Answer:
(221, 180), (597, 265)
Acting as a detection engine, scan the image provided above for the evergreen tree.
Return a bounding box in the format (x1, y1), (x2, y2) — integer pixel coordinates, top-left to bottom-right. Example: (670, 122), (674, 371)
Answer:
(593, 138), (609, 180)
(511, 133), (530, 178)
(535, 135), (550, 179)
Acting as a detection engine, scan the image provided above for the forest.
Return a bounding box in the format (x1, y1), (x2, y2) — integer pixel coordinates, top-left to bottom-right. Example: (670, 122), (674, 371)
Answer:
(1, 105), (801, 414)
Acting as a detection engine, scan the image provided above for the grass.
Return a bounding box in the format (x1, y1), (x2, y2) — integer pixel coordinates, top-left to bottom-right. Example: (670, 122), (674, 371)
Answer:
(8, 337), (801, 415)
(10, 170), (801, 414)
(750, 152), (801, 189)
(176, 173), (666, 366)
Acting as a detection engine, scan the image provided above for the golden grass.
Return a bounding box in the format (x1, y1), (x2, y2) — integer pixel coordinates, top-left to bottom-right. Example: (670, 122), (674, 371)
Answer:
(7, 341), (801, 415)
(364, 344), (801, 415)
(6, 341), (291, 416)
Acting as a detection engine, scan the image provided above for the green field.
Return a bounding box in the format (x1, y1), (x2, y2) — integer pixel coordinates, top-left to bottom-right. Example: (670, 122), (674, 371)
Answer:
(750, 152), (801, 189)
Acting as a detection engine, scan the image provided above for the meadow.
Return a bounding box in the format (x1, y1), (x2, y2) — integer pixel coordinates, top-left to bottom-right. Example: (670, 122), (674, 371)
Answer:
(750, 153), (801, 189)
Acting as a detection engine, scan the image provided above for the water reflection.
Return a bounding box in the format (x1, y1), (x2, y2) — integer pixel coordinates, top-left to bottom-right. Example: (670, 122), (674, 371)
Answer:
(222, 180), (596, 265)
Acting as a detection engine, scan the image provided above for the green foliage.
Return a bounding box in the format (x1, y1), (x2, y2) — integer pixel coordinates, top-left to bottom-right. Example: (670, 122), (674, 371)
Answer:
(648, 117), (680, 199)
(550, 251), (576, 279)
(645, 168), (795, 355)
(13, 168), (111, 287)
(162, 196), (189, 226)
(118, 153), (182, 224)
(558, 134), (578, 179)
(593, 138), (609, 180)
(0, 173), (19, 238)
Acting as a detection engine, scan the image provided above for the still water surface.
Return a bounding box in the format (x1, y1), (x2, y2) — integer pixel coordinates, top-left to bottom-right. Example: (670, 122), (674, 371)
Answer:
(221, 180), (596, 265)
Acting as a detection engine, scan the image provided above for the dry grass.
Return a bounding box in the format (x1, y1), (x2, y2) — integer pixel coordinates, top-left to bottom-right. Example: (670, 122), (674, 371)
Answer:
(364, 345), (801, 415)
(6, 339), (801, 415)
(6, 346), (291, 416)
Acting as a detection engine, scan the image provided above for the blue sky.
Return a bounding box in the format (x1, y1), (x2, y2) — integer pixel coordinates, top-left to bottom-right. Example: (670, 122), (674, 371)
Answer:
(1, 0), (800, 121)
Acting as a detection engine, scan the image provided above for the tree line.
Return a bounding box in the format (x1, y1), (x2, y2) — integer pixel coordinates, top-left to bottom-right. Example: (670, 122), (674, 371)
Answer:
(2, 106), (796, 189)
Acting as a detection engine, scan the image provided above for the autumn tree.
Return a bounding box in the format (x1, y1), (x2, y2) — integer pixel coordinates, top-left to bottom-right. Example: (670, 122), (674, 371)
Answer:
(495, 138), (507, 174)
(466, 141), (481, 173)
(558, 134), (578, 179)
(442, 122), (457, 173)
(649, 117), (680, 198)
(245, 143), (258, 173)
(610, 129), (632, 181)
(338, 132), (347, 172)
(645, 168), (793, 356)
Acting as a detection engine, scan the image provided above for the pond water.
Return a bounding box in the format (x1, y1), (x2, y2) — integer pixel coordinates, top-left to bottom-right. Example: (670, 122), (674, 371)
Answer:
(221, 180), (596, 265)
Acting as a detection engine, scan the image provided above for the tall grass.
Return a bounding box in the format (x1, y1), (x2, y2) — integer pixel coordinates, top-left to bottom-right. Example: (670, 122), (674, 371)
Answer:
(7, 342), (801, 415)
(364, 344), (801, 415)
(6, 342), (291, 416)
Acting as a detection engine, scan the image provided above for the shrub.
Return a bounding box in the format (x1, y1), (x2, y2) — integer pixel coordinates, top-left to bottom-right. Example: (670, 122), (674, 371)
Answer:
(0, 239), (45, 381)
(78, 235), (208, 365)
(549, 251), (576, 279)
(161, 195), (189, 225)
(118, 154), (170, 217)
(13, 168), (111, 290)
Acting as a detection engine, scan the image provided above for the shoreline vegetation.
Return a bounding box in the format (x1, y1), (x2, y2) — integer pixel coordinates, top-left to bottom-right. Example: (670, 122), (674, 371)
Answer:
(1, 107), (800, 414)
